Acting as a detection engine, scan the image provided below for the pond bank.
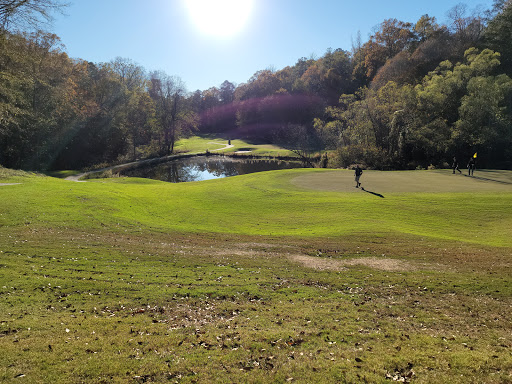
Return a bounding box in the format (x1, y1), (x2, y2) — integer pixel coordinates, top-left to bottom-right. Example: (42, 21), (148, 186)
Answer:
(119, 154), (305, 183)
(65, 152), (303, 182)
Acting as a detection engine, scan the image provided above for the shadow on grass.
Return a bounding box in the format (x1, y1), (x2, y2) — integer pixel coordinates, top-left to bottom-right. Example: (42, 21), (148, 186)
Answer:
(463, 174), (512, 185)
(361, 187), (385, 198)
(44, 170), (80, 179)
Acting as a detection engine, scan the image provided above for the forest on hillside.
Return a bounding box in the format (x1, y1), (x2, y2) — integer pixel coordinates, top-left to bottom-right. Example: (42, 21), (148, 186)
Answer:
(1, 0), (512, 171)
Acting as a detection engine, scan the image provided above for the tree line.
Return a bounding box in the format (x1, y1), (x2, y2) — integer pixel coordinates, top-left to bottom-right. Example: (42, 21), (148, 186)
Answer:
(1, 0), (511, 170)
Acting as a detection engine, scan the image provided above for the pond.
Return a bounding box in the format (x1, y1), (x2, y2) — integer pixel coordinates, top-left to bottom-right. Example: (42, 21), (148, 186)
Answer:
(119, 155), (304, 183)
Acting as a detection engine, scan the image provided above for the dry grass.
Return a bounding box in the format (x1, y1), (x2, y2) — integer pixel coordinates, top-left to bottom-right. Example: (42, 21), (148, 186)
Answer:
(1, 228), (511, 383)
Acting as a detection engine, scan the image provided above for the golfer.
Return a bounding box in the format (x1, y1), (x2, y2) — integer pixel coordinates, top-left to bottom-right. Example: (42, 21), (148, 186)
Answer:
(354, 165), (363, 188)
(452, 156), (461, 174)
(467, 156), (476, 176)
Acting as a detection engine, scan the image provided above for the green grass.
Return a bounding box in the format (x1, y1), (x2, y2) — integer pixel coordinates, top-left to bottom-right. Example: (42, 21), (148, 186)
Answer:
(0, 166), (41, 181)
(43, 170), (81, 179)
(2, 169), (510, 246)
(1, 168), (511, 383)
(174, 135), (298, 157)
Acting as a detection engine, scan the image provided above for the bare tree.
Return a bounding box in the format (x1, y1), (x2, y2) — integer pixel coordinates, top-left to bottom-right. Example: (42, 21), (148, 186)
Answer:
(273, 124), (322, 168)
(149, 71), (197, 155)
(351, 30), (362, 57)
(110, 57), (147, 91)
(0, 0), (68, 31)
(447, 3), (485, 44)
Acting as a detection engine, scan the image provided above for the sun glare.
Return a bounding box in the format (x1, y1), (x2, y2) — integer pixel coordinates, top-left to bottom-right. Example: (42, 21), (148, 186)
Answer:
(185, 0), (254, 38)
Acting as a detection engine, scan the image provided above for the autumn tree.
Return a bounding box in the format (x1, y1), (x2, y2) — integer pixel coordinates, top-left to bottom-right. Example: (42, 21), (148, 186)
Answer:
(296, 48), (354, 103)
(122, 91), (155, 159)
(196, 86), (225, 133)
(201, 86), (221, 110)
(0, 30), (75, 169)
(0, 31), (36, 168)
(235, 69), (281, 101)
(321, 48), (354, 100)
(371, 20), (452, 89)
(219, 80), (235, 104)
(353, 19), (415, 84)
(54, 61), (134, 168)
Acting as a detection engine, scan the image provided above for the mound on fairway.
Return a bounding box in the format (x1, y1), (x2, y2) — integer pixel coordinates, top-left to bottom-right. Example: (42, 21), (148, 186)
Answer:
(1, 168), (512, 246)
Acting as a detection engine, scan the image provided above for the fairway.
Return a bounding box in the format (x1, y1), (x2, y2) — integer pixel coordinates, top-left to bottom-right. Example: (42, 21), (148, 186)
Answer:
(1, 168), (511, 383)
(3, 0), (512, 381)
(292, 169), (512, 193)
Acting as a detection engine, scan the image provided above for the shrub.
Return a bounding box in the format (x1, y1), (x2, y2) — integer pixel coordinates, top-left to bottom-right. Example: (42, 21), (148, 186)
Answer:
(332, 144), (392, 169)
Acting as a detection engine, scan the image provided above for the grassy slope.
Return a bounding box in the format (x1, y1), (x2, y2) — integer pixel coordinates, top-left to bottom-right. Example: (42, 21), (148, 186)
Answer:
(1, 168), (511, 383)
(1, 169), (511, 246)
(174, 135), (297, 157)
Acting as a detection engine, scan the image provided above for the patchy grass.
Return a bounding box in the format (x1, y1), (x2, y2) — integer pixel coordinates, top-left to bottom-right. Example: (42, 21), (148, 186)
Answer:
(0, 166), (37, 180)
(0, 169), (511, 383)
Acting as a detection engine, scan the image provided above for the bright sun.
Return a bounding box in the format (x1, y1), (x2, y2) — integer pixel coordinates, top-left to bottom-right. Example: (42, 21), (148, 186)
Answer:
(185, 0), (254, 38)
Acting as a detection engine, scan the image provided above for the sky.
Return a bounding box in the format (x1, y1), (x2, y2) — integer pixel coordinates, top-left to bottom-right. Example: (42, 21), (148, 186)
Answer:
(52, 0), (494, 92)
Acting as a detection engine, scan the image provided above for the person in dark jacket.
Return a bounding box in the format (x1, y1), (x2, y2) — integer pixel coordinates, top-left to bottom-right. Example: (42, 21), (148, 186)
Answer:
(452, 156), (461, 174)
(354, 165), (363, 188)
(467, 156), (476, 176)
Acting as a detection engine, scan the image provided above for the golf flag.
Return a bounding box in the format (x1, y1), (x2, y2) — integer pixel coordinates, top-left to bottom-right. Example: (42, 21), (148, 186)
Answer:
(473, 152), (477, 158)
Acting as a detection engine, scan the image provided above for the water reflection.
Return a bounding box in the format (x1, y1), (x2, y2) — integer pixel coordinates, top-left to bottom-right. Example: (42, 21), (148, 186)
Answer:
(120, 156), (303, 183)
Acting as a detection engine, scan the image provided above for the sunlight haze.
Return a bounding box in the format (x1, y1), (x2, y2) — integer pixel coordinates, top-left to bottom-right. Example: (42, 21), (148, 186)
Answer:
(185, 0), (255, 38)
(52, 0), (493, 92)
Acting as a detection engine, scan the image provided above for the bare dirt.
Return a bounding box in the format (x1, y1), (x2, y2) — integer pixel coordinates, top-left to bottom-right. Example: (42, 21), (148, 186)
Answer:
(289, 254), (418, 272)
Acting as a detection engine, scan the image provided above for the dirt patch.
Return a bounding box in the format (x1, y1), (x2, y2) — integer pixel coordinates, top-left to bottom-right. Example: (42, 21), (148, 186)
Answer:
(342, 256), (418, 271)
(0, 183), (21, 186)
(290, 255), (418, 272)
